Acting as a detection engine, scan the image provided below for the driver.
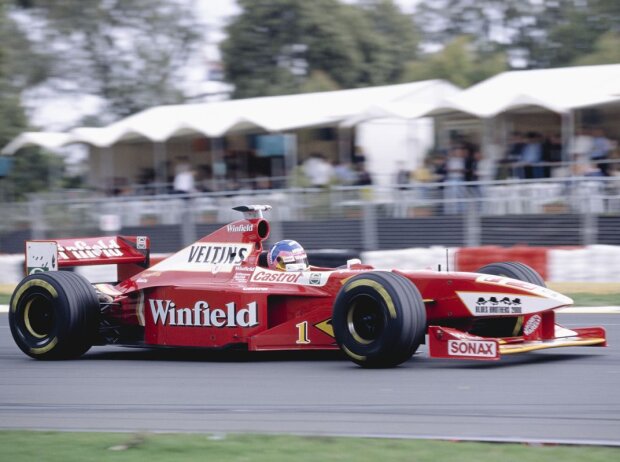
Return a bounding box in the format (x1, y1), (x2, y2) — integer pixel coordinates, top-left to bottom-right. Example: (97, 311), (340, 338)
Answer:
(267, 240), (309, 271)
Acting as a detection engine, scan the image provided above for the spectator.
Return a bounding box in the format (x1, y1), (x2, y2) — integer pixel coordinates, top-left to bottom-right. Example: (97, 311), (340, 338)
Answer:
(353, 161), (372, 186)
(590, 127), (612, 176)
(303, 153), (333, 187)
(444, 144), (466, 214)
(395, 161), (411, 189)
(522, 132), (544, 179)
(571, 127), (593, 176)
(543, 133), (563, 177)
(332, 160), (357, 185)
(431, 152), (447, 183)
(173, 157), (196, 195)
(463, 141), (480, 182)
(503, 131), (525, 179)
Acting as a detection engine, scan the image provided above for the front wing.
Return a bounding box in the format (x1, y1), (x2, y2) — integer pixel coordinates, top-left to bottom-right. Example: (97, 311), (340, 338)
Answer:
(428, 311), (607, 361)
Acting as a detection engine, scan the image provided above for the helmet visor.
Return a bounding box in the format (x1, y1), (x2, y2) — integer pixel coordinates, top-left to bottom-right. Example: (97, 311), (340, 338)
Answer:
(275, 252), (309, 271)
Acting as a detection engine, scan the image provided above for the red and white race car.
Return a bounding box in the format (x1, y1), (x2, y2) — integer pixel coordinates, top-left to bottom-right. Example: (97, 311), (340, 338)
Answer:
(9, 205), (606, 367)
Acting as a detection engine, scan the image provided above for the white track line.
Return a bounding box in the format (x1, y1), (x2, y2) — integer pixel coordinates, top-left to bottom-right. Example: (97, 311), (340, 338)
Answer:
(557, 306), (620, 314)
(1, 305), (619, 314)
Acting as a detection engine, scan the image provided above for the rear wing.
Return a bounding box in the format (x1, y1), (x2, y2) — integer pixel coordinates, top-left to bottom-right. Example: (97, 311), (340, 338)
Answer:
(26, 236), (150, 281)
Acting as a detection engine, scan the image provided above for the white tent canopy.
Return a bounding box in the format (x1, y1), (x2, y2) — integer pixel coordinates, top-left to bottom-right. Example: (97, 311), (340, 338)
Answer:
(2, 132), (75, 154)
(2, 80), (459, 155)
(423, 64), (620, 118)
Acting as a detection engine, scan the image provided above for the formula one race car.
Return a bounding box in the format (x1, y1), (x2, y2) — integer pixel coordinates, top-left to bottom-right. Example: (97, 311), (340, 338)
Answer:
(9, 205), (607, 367)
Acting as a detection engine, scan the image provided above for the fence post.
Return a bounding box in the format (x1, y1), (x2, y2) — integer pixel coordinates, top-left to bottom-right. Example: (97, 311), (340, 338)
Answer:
(581, 207), (597, 246)
(180, 197), (197, 246)
(268, 205), (284, 244)
(464, 199), (481, 247)
(362, 201), (378, 251)
(28, 196), (46, 240)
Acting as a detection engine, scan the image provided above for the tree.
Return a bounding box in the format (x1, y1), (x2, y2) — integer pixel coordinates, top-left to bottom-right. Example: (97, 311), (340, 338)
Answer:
(0, 0), (63, 200)
(221, 0), (419, 98)
(0, 1), (48, 200)
(0, 0), (31, 149)
(414, 0), (620, 69)
(403, 36), (506, 87)
(571, 32), (620, 66)
(14, 0), (203, 123)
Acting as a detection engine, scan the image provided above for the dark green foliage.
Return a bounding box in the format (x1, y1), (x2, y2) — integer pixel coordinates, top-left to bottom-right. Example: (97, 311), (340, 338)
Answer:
(414, 0), (620, 69)
(222, 0), (419, 98)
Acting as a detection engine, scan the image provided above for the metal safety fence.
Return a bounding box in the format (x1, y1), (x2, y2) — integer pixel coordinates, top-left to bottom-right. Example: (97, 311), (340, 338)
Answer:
(1, 176), (620, 254)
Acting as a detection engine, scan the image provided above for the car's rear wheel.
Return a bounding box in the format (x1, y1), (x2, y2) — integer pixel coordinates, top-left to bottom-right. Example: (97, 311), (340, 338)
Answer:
(9, 271), (100, 360)
(472, 261), (545, 337)
(332, 271), (426, 368)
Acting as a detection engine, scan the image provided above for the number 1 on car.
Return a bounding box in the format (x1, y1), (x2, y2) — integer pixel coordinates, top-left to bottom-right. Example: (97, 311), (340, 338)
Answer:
(296, 321), (311, 344)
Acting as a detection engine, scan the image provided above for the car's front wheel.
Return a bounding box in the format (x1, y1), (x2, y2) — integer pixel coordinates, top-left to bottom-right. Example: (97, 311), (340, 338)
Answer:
(332, 271), (426, 368)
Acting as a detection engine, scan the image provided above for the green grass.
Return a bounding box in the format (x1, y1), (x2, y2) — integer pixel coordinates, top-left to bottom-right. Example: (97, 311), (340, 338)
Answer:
(568, 293), (619, 306)
(0, 293), (10, 305)
(0, 432), (617, 462)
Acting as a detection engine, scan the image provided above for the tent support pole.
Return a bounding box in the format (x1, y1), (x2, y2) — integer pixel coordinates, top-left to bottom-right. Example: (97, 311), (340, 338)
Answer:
(561, 111), (574, 171)
(100, 147), (114, 194)
(339, 126), (351, 164)
(153, 142), (167, 194)
(482, 117), (493, 180)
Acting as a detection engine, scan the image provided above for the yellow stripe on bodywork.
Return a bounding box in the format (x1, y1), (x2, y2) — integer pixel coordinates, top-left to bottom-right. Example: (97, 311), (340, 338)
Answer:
(512, 316), (524, 337)
(500, 338), (605, 355)
(345, 279), (396, 319)
(11, 279), (58, 313)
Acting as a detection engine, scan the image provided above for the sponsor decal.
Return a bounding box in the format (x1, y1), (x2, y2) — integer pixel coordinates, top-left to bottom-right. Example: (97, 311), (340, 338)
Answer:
(523, 314), (542, 336)
(233, 272), (251, 284)
(457, 291), (568, 316)
(474, 295), (522, 314)
(142, 271), (161, 278)
(149, 299), (258, 328)
(252, 270), (303, 283)
(57, 239), (124, 260)
(309, 273), (322, 285)
(136, 236), (148, 250)
(187, 244), (248, 265)
(26, 241), (58, 274)
(250, 269), (332, 286)
(227, 223), (254, 233)
(150, 243), (252, 273)
(448, 339), (497, 358)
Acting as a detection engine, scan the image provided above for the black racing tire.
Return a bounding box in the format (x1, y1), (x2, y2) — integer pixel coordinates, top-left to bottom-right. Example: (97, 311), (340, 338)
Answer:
(476, 261), (546, 287)
(9, 271), (100, 360)
(332, 271), (426, 368)
(472, 261), (546, 337)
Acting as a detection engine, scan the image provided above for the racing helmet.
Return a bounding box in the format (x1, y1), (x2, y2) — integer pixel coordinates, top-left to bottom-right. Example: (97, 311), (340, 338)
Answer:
(268, 240), (309, 271)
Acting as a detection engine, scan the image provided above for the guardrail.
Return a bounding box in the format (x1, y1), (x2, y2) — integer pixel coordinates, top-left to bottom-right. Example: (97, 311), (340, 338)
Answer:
(1, 176), (619, 253)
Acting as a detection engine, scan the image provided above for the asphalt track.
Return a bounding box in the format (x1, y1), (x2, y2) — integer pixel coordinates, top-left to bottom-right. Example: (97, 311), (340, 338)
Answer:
(1, 312), (619, 445)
